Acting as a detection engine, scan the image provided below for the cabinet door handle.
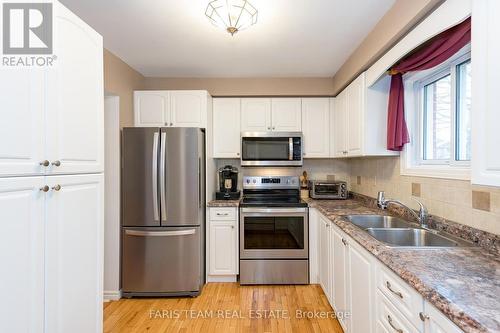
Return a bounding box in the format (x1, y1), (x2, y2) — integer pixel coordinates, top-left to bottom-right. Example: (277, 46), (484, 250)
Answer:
(216, 213), (229, 216)
(52, 184), (61, 191)
(51, 160), (61, 167)
(386, 281), (403, 299)
(39, 160), (50, 167)
(387, 315), (403, 333)
(341, 238), (348, 246)
(39, 185), (49, 192)
(419, 312), (429, 322)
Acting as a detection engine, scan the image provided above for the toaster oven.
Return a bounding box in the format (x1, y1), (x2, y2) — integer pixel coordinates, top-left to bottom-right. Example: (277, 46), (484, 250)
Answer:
(309, 180), (347, 199)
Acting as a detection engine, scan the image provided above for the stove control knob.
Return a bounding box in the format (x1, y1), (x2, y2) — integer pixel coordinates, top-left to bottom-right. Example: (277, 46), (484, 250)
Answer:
(287, 179), (291, 184)
(246, 179), (250, 184)
(252, 179), (256, 184)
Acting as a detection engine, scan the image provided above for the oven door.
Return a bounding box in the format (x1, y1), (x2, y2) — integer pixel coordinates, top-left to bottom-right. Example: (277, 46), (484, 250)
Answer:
(241, 132), (302, 166)
(240, 208), (308, 259)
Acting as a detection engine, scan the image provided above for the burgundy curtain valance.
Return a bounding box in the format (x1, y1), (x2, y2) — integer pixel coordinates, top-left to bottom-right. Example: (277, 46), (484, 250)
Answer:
(386, 17), (471, 151)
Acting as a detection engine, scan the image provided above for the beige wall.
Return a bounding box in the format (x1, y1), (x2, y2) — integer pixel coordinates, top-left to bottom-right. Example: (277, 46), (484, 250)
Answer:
(142, 77), (334, 96)
(349, 157), (500, 235)
(104, 49), (145, 127)
(331, 0), (444, 94)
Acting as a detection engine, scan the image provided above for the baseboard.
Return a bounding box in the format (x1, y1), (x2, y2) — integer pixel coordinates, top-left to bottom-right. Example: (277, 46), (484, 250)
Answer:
(103, 290), (122, 301)
(207, 275), (237, 283)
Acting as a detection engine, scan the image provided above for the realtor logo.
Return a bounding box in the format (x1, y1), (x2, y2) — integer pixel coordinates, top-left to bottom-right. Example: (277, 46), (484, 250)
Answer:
(2, 2), (53, 54)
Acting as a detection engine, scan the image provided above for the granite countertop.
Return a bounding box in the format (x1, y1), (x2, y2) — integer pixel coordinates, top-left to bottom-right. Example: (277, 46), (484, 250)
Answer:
(307, 199), (500, 333)
(207, 199), (240, 207)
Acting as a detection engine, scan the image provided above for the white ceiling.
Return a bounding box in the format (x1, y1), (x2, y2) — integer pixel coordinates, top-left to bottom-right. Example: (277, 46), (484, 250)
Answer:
(60, 0), (395, 78)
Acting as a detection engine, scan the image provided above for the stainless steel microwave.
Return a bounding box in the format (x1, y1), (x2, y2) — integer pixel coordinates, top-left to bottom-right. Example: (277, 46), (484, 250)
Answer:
(241, 132), (303, 167)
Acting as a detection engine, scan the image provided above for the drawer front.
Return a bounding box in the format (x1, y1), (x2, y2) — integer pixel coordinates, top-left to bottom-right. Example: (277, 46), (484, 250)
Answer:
(210, 207), (237, 220)
(377, 265), (424, 329)
(376, 290), (422, 333)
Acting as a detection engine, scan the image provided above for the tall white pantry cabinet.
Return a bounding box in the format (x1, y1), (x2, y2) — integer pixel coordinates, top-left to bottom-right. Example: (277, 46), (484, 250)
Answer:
(0, 2), (104, 333)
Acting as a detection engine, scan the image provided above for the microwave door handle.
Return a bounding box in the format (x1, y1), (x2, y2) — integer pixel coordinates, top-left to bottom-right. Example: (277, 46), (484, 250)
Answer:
(289, 137), (293, 161)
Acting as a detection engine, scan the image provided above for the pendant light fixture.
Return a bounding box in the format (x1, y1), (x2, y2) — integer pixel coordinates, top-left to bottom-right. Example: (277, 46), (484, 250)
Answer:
(205, 0), (258, 36)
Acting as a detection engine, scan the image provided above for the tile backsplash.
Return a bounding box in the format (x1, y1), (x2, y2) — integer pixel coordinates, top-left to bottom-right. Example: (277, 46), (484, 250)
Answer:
(349, 156), (500, 235)
(215, 159), (350, 190)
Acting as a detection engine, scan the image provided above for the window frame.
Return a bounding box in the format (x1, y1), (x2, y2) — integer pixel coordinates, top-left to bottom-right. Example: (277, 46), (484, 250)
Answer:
(400, 44), (471, 180)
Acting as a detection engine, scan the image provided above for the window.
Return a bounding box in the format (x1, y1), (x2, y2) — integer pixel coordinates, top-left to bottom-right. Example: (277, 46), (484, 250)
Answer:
(401, 45), (471, 179)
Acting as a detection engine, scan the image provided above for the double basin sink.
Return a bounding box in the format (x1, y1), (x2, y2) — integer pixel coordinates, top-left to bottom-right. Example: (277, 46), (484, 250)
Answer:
(345, 215), (475, 248)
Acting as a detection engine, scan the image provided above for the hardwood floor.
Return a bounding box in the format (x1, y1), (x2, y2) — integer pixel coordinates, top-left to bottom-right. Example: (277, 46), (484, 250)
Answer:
(104, 283), (344, 333)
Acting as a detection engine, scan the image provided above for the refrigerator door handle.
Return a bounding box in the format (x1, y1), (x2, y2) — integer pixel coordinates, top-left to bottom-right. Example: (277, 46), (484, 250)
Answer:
(125, 229), (196, 237)
(160, 132), (167, 222)
(198, 157), (202, 208)
(152, 132), (159, 221)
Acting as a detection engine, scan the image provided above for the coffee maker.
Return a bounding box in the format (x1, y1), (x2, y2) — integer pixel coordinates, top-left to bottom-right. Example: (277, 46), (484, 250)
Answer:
(216, 165), (241, 200)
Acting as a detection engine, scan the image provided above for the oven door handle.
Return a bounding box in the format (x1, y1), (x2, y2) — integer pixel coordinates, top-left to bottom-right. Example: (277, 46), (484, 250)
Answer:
(240, 208), (308, 214)
(289, 137), (293, 161)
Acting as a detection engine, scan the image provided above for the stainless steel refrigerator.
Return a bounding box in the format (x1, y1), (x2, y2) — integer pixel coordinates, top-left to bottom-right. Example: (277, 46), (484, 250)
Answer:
(121, 127), (205, 297)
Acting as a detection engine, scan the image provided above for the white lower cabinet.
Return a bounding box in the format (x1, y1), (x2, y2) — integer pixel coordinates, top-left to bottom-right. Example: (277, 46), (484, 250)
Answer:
(45, 174), (104, 333)
(318, 215), (331, 298)
(348, 239), (375, 333)
(0, 177), (45, 332)
(208, 207), (238, 280)
(423, 301), (463, 333)
(376, 291), (420, 333)
(331, 224), (349, 331)
(0, 174), (103, 333)
(312, 210), (464, 333)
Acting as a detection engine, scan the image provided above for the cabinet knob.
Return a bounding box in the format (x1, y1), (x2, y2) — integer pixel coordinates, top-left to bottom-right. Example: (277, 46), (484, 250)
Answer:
(236, 153), (240, 156)
(39, 160), (50, 167)
(342, 238), (348, 246)
(272, 127), (275, 130)
(419, 312), (430, 322)
(231, 225), (235, 229)
(39, 185), (49, 192)
(52, 184), (61, 191)
(170, 123), (173, 126)
(267, 127), (271, 130)
(51, 160), (61, 167)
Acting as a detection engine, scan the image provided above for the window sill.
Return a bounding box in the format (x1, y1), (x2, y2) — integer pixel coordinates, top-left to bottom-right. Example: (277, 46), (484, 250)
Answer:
(400, 163), (470, 181)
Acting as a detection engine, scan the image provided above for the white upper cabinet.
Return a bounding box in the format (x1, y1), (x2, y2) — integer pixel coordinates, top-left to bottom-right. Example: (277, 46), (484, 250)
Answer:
(46, 2), (104, 175)
(241, 98), (301, 132)
(241, 98), (272, 132)
(0, 2), (104, 177)
(213, 98), (241, 158)
(45, 174), (103, 333)
(170, 91), (208, 128)
(332, 91), (348, 157)
(0, 70), (45, 176)
(472, 0), (500, 186)
(134, 90), (209, 128)
(302, 98), (330, 158)
(134, 91), (169, 126)
(346, 75), (364, 156)
(0, 177), (45, 333)
(271, 98), (302, 131)
(333, 72), (398, 158)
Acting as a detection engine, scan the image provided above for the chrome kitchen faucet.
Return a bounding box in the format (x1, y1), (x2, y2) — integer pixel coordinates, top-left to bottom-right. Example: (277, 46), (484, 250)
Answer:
(377, 191), (429, 229)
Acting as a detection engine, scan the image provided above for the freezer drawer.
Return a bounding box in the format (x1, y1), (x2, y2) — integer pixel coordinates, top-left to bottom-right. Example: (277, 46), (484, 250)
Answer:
(122, 226), (203, 296)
